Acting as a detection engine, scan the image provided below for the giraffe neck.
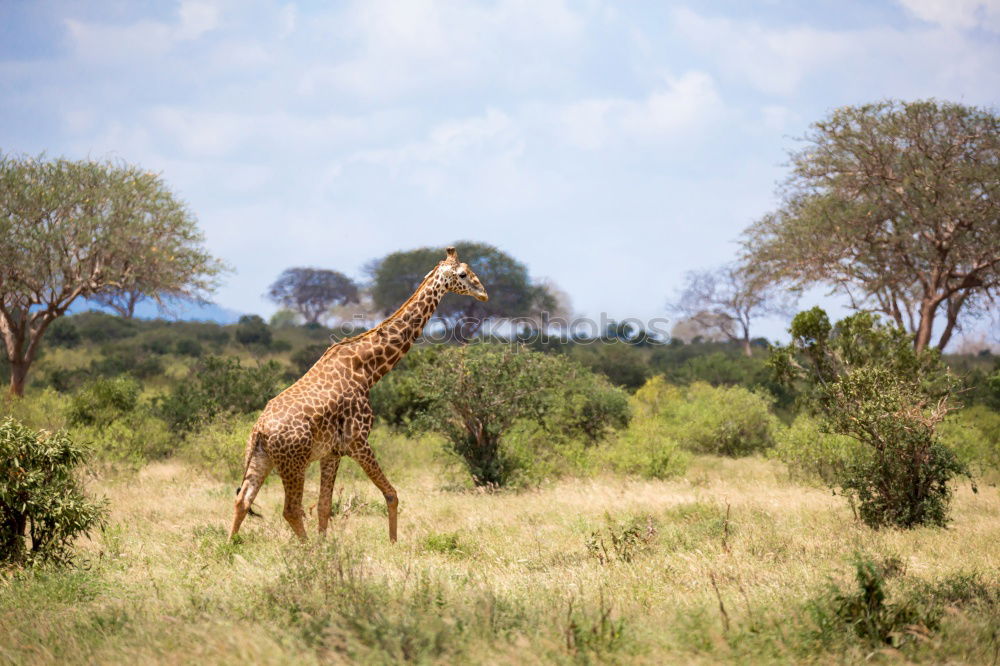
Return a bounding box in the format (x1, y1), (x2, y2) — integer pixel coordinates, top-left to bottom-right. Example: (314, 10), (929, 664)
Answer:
(352, 270), (447, 389)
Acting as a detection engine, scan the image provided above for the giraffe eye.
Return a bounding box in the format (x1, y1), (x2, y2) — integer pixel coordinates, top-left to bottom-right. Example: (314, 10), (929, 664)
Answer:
(458, 271), (467, 279)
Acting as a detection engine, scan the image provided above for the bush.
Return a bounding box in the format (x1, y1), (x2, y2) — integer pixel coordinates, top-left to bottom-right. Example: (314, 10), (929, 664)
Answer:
(772, 308), (970, 528)
(141, 335), (173, 355)
(772, 415), (866, 485)
(177, 412), (258, 480)
(89, 345), (164, 380)
(370, 346), (442, 428)
(235, 314), (272, 348)
(593, 416), (690, 480)
(0, 418), (107, 565)
(174, 338), (204, 358)
(73, 312), (138, 343)
(45, 319), (81, 349)
(629, 377), (778, 457)
(290, 343), (329, 375)
(670, 382), (778, 456)
(939, 405), (1000, 483)
(67, 376), (140, 427)
(0, 388), (70, 433)
(808, 556), (927, 647)
(73, 414), (174, 467)
(157, 355), (284, 432)
(416, 343), (627, 487)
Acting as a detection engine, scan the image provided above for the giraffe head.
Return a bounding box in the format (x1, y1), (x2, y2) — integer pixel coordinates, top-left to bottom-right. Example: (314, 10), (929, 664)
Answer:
(440, 246), (489, 302)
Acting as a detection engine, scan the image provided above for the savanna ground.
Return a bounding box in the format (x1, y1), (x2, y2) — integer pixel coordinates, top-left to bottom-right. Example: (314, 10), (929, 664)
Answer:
(3, 432), (999, 665)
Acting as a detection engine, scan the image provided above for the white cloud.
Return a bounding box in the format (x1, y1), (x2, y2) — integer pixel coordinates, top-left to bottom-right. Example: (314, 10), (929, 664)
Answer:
(896, 0), (1000, 32)
(177, 0), (221, 40)
(670, 6), (1000, 100)
(557, 71), (724, 149)
(671, 8), (854, 95)
(298, 0), (586, 99)
(353, 109), (519, 170)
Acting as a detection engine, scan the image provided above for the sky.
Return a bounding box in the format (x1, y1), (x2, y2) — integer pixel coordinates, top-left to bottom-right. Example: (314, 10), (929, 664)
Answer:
(2, 0), (999, 340)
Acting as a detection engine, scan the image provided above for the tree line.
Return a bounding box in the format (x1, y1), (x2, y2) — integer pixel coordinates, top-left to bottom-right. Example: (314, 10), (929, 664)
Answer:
(3, 99), (999, 398)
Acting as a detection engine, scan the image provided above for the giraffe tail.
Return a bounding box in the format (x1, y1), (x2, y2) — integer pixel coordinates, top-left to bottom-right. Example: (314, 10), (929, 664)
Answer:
(236, 430), (265, 518)
(235, 486), (262, 517)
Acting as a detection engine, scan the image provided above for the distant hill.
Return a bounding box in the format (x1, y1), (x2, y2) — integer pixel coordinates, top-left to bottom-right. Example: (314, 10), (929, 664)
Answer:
(69, 298), (244, 324)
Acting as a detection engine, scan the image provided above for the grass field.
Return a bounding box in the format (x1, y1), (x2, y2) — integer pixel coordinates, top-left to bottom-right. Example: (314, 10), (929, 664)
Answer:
(2, 439), (999, 664)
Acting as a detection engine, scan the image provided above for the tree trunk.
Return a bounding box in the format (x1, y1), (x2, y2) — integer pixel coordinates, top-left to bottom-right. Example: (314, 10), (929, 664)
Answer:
(935, 293), (967, 352)
(741, 335), (752, 358)
(914, 300), (939, 353)
(8, 360), (28, 397)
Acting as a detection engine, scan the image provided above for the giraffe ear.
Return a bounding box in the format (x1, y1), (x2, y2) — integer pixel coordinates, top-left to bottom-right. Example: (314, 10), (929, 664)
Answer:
(445, 246), (458, 261)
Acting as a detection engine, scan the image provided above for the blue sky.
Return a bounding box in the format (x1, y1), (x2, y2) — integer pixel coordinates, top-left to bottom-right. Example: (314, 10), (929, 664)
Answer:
(2, 0), (999, 339)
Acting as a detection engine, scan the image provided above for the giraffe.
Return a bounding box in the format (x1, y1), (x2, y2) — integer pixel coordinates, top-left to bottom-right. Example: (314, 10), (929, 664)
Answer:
(229, 246), (488, 542)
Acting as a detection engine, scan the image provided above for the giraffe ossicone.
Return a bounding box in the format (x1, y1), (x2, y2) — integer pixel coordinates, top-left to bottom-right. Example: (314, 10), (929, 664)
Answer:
(229, 246), (488, 542)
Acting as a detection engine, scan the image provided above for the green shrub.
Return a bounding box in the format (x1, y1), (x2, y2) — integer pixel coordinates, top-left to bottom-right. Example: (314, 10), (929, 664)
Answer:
(669, 382), (778, 456)
(371, 346), (442, 428)
(939, 405), (1000, 483)
(0, 418), (107, 565)
(46, 319), (81, 349)
(174, 338), (204, 358)
(72, 414), (174, 467)
(593, 416), (690, 480)
(157, 355), (284, 432)
(235, 314), (272, 348)
(546, 369), (629, 444)
(89, 345), (164, 379)
(1, 388), (70, 433)
(804, 556), (1000, 651)
(66, 376), (140, 427)
(495, 421), (589, 488)
(772, 414), (866, 485)
(141, 335), (173, 355)
(73, 312), (138, 343)
(630, 377), (778, 457)
(808, 556), (927, 647)
(772, 308), (970, 529)
(585, 513), (658, 564)
(177, 412), (258, 480)
(290, 342), (330, 375)
(416, 344), (627, 487)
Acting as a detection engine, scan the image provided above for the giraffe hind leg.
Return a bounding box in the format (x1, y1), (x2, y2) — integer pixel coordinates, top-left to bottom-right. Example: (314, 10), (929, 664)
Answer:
(230, 449), (272, 540)
(278, 465), (309, 540)
(354, 447), (398, 543)
(317, 453), (342, 536)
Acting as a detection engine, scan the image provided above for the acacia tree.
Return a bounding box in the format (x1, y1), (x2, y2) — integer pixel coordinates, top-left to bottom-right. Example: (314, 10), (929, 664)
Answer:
(0, 154), (226, 396)
(671, 264), (795, 356)
(741, 100), (1000, 352)
(366, 241), (555, 341)
(266, 267), (360, 325)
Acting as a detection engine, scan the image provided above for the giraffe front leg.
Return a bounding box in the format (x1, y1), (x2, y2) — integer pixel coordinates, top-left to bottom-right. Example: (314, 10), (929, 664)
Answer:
(278, 465), (308, 540)
(354, 448), (398, 543)
(317, 453), (341, 537)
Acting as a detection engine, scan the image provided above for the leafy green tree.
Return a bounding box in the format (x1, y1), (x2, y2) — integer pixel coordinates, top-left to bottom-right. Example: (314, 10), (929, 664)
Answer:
(267, 268), (360, 325)
(771, 307), (969, 528)
(742, 101), (1000, 352)
(0, 153), (227, 395)
(417, 343), (628, 486)
(235, 314), (272, 349)
(367, 242), (555, 340)
(0, 418), (107, 565)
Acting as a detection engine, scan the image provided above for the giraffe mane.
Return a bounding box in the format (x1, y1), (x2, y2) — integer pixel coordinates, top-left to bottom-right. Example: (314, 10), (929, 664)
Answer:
(318, 259), (447, 359)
